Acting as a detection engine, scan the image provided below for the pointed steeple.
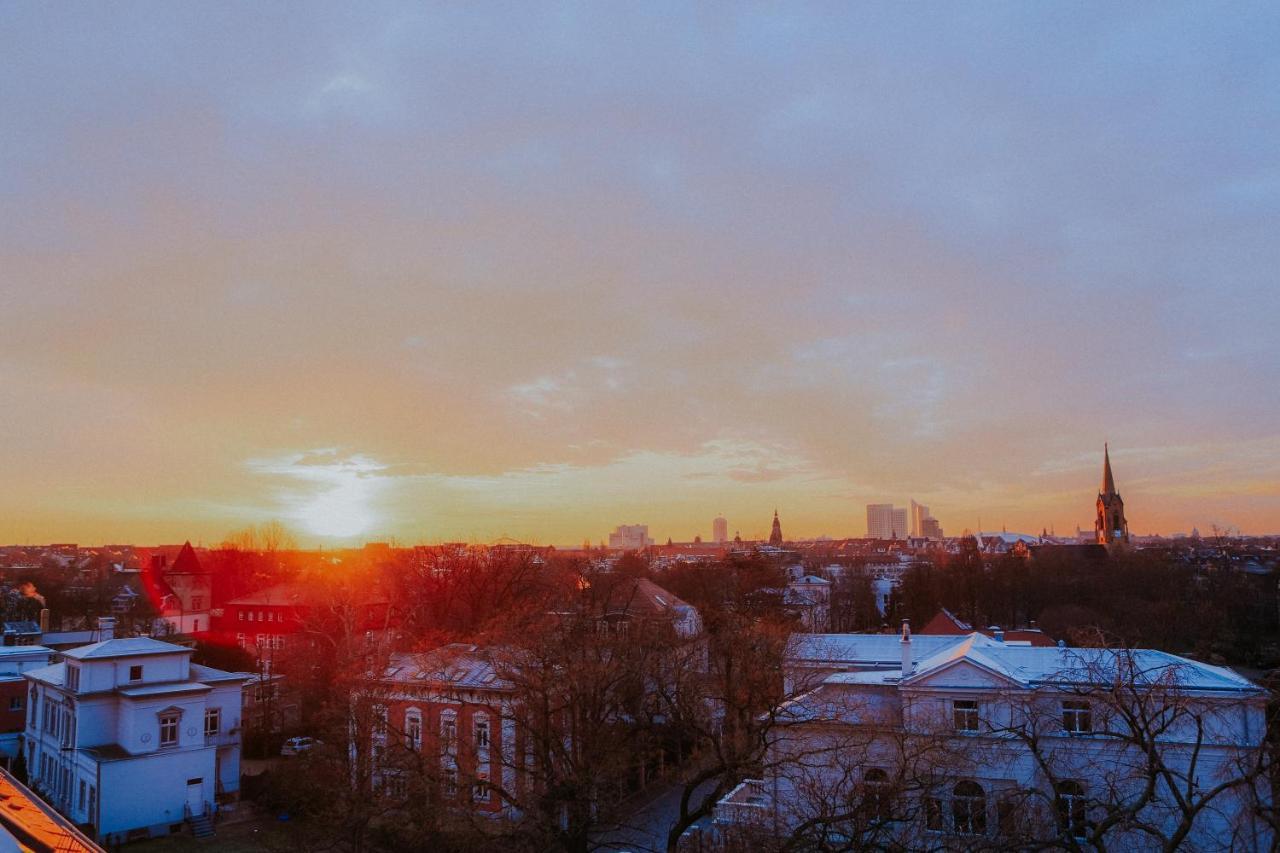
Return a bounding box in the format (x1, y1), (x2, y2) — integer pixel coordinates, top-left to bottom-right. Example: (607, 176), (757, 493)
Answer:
(1102, 442), (1116, 495)
(769, 510), (783, 546)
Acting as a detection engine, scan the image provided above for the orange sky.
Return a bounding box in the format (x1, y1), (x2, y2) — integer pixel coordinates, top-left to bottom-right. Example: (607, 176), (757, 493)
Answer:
(2, 6), (1278, 546)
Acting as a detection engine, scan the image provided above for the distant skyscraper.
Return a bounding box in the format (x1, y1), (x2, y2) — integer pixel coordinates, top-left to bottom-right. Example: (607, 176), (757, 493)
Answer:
(712, 516), (728, 544)
(866, 504), (907, 539)
(909, 500), (930, 538)
(608, 524), (654, 551)
(921, 516), (944, 539)
(769, 510), (783, 546)
(1095, 444), (1129, 545)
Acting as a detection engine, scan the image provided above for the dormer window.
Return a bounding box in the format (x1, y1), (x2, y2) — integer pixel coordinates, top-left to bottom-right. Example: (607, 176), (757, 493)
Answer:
(129, 665), (143, 682)
(66, 665), (81, 692)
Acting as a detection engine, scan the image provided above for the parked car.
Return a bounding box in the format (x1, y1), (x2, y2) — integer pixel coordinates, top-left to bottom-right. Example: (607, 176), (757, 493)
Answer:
(280, 736), (318, 756)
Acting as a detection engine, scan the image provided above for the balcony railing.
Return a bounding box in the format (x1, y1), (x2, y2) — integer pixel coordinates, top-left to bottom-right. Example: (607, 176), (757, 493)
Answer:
(713, 778), (770, 827)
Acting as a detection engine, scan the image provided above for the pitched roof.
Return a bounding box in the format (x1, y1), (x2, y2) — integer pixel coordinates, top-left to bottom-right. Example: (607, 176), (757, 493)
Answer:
(595, 577), (696, 621)
(0, 767), (103, 851)
(386, 644), (512, 690)
(1102, 442), (1116, 495)
(61, 637), (191, 661)
(168, 540), (205, 574)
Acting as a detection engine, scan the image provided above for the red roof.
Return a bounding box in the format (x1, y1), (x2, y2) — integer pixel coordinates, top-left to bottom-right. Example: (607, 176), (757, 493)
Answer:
(168, 540), (205, 575)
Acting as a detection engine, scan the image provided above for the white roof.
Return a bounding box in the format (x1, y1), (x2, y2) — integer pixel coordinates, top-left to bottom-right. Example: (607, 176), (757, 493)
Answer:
(803, 631), (1260, 695)
(61, 637), (191, 661)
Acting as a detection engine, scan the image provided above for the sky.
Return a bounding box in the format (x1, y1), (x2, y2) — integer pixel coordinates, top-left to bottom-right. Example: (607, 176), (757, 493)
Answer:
(2, 3), (1279, 547)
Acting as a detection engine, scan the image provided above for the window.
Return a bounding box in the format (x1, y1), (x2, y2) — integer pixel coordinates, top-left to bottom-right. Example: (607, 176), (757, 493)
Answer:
(9, 696), (23, 712)
(1056, 781), (1087, 839)
(247, 611), (255, 622)
(78, 780), (86, 810)
(204, 708), (221, 737)
(373, 705), (388, 736)
(1062, 700), (1092, 734)
(385, 774), (406, 798)
(441, 712), (457, 746)
(952, 780), (987, 836)
(66, 665), (80, 692)
(863, 768), (891, 821)
(474, 715), (490, 749)
(953, 699), (979, 732)
(997, 797), (1021, 836)
(442, 767), (458, 796)
(236, 633), (246, 647)
(238, 611), (245, 622)
(159, 712), (180, 747)
(191, 597), (204, 610)
(128, 665), (143, 681)
(472, 773), (491, 803)
(925, 795), (945, 832)
(406, 712), (422, 750)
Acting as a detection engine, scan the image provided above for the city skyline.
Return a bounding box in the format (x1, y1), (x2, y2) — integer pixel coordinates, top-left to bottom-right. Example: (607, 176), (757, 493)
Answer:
(4, 5), (1279, 546)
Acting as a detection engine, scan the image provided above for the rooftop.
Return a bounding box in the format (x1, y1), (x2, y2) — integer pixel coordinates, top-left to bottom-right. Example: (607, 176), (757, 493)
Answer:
(62, 637), (191, 661)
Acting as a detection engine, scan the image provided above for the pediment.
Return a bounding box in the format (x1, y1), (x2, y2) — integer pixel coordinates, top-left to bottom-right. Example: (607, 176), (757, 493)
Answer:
(905, 657), (1023, 690)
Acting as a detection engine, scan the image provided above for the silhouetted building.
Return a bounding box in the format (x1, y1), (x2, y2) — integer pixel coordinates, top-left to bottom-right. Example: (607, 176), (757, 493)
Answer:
(713, 516), (729, 544)
(769, 511), (783, 546)
(866, 504), (907, 539)
(1095, 444), (1129, 545)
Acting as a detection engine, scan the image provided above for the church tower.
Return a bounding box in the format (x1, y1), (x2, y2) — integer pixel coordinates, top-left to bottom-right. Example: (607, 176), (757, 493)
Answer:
(1095, 444), (1129, 545)
(769, 510), (783, 546)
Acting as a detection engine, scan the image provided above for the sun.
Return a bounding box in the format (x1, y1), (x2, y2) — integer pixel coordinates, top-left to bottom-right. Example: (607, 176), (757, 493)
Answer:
(297, 479), (377, 540)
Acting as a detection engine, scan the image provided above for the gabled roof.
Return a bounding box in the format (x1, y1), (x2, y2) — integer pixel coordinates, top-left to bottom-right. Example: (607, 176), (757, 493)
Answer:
(61, 637), (191, 661)
(895, 633), (1261, 694)
(0, 767), (103, 851)
(789, 633), (967, 669)
(168, 540), (205, 575)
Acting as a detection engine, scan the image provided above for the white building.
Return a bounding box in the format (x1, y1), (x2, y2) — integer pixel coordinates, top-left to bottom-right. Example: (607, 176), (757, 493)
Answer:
(0, 646), (54, 769)
(607, 524), (653, 551)
(716, 629), (1271, 850)
(23, 621), (245, 844)
(866, 504), (908, 540)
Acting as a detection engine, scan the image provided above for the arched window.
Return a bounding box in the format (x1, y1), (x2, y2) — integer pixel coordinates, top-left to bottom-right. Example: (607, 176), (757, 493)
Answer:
(440, 709), (457, 751)
(473, 712), (490, 749)
(1056, 780), (1087, 838)
(404, 709), (422, 750)
(863, 768), (891, 821)
(952, 780), (986, 835)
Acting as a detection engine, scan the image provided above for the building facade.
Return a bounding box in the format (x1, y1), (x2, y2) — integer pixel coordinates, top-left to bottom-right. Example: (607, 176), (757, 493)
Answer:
(712, 516), (729, 544)
(866, 504), (908, 540)
(22, 624), (245, 844)
(607, 525), (653, 551)
(716, 629), (1269, 850)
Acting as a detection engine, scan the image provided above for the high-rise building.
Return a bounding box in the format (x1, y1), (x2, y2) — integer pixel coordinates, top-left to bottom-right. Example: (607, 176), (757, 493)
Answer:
(909, 500), (930, 538)
(866, 504), (907, 539)
(712, 516), (728, 544)
(921, 516), (944, 539)
(608, 524), (654, 551)
(1095, 444), (1129, 545)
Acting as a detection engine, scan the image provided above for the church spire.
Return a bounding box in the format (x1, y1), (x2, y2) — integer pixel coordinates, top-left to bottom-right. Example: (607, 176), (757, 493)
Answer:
(1095, 443), (1128, 546)
(1102, 442), (1116, 495)
(769, 509), (783, 546)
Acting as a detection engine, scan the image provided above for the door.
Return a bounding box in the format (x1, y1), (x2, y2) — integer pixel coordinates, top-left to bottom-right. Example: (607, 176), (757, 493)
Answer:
(186, 778), (204, 817)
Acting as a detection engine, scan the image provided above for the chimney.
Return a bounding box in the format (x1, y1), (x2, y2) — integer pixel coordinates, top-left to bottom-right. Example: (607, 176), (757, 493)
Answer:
(992, 627), (1004, 643)
(900, 619), (912, 679)
(38, 609), (49, 634)
(97, 616), (115, 641)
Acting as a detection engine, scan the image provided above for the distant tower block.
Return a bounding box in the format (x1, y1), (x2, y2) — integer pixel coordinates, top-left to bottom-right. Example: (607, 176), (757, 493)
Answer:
(1095, 444), (1129, 545)
(769, 510), (783, 546)
(712, 516), (729, 544)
